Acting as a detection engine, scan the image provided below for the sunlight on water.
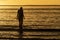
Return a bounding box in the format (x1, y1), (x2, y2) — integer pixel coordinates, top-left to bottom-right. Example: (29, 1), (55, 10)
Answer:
(0, 5), (60, 38)
(0, 5), (60, 28)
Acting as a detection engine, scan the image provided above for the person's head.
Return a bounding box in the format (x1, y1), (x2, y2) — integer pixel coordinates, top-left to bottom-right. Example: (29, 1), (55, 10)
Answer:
(19, 7), (23, 10)
(20, 7), (23, 9)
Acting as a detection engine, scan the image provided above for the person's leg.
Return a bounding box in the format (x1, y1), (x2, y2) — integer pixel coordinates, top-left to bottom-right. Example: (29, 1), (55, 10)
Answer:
(19, 19), (23, 38)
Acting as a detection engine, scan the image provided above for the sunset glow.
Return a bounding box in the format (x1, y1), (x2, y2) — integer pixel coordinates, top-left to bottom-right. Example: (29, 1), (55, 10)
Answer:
(0, 0), (60, 5)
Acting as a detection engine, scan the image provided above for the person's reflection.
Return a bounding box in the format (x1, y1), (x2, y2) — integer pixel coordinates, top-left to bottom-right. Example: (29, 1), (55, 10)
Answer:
(17, 7), (24, 38)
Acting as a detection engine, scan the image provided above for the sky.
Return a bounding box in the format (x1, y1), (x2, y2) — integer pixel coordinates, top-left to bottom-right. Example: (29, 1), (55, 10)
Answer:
(0, 0), (60, 5)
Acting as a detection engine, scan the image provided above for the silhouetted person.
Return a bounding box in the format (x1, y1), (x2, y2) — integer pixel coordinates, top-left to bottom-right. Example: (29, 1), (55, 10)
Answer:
(17, 7), (24, 38)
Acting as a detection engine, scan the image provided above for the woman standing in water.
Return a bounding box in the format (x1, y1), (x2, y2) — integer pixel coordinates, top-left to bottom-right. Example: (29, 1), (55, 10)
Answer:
(17, 7), (24, 38)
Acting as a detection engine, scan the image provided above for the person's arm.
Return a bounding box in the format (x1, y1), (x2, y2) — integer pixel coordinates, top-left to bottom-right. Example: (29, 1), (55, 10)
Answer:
(23, 15), (25, 19)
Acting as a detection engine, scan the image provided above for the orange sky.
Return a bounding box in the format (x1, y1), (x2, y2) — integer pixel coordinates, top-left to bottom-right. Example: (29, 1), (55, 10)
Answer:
(0, 0), (60, 5)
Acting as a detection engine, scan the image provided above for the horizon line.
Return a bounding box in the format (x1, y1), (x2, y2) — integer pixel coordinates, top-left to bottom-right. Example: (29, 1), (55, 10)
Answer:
(0, 5), (60, 6)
